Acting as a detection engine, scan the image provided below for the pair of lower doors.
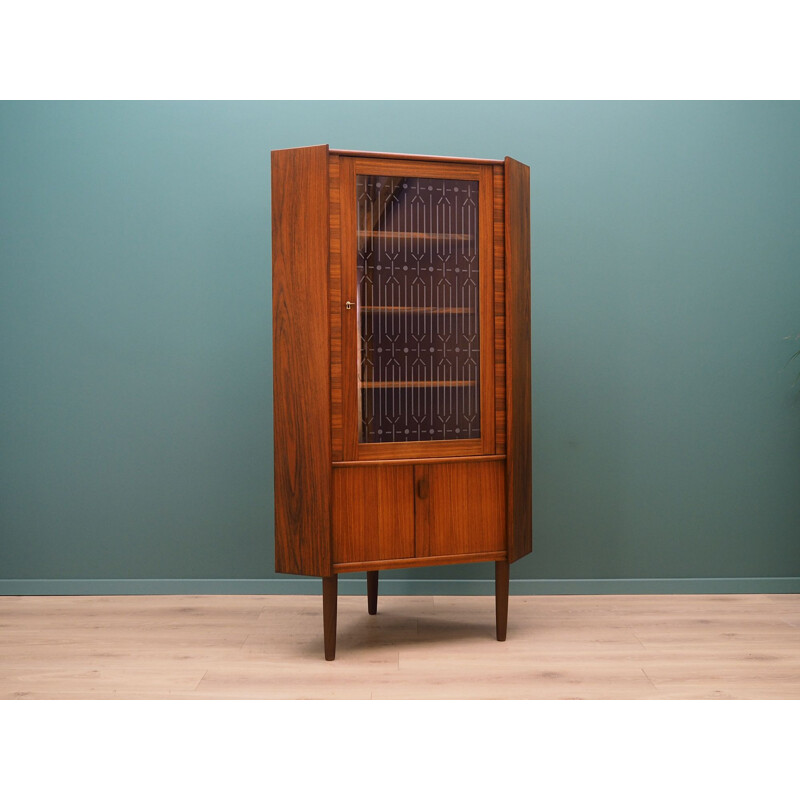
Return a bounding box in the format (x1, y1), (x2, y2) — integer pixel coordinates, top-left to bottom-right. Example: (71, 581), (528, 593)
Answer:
(331, 459), (506, 569)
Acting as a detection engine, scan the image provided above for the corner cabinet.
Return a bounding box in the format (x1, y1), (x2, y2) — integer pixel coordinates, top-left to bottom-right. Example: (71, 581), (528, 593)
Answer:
(272, 146), (531, 659)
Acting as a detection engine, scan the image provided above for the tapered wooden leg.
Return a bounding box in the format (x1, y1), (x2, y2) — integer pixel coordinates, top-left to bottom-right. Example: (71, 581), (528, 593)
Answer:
(367, 571), (379, 615)
(322, 575), (338, 661)
(495, 560), (509, 642)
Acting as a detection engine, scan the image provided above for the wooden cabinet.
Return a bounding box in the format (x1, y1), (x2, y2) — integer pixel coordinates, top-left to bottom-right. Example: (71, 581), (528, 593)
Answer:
(272, 145), (531, 659)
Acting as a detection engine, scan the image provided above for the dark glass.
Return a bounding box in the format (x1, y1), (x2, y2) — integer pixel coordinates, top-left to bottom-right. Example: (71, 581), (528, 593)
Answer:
(356, 175), (480, 443)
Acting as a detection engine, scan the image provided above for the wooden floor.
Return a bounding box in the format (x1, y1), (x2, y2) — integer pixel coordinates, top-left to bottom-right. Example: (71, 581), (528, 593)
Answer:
(1, 593), (799, 699)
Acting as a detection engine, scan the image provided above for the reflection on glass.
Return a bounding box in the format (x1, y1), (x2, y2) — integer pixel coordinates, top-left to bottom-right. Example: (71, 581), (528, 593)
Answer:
(357, 175), (480, 443)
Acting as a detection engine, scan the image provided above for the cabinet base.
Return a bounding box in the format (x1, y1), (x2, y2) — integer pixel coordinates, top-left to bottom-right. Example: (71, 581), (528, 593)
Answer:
(333, 550), (507, 574)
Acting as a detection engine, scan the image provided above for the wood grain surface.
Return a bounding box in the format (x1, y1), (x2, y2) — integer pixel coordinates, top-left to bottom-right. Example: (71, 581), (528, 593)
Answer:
(332, 465), (415, 565)
(322, 576), (338, 660)
(333, 454), (506, 468)
(332, 550), (507, 573)
(330, 149), (504, 165)
(493, 165), (506, 454)
(271, 145), (332, 576)
(504, 156), (532, 563)
(329, 154), (344, 461)
(478, 164), (496, 454)
(495, 560), (509, 641)
(415, 460), (506, 558)
(338, 155), (497, 462)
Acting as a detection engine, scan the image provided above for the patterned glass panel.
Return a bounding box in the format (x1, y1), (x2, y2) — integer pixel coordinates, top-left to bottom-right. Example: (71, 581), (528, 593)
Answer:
(357, 174), (480, 443)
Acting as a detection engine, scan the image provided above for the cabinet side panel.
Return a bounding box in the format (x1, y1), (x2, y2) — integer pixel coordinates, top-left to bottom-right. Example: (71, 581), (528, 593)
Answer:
(504, 156), (532, 563)
(272, 145), (332, 576)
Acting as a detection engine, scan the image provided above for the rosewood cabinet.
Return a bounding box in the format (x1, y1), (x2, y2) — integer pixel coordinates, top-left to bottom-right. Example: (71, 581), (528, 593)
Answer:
(272, 145), (531, 659)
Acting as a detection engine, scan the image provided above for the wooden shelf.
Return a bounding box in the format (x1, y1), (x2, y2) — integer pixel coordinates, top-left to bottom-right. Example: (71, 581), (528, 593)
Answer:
(360, 306), (475, 314)
(361, 380), (476, 389)
(357, 230), (473, 242)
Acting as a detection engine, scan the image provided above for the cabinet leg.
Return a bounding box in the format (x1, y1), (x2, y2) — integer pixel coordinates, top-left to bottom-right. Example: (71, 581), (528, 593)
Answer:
(367, 571), (379, 615)
(495, 560), (509, 642)
(322, 575), (338, 661)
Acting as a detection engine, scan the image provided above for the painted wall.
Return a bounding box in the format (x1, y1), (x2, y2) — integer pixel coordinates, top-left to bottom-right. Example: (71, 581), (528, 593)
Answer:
(2, 101), (799, 594)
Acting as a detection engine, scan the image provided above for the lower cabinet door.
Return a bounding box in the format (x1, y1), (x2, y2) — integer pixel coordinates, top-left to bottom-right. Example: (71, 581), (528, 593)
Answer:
(332, 465), (415, 565)
(415, 461), (506, 558)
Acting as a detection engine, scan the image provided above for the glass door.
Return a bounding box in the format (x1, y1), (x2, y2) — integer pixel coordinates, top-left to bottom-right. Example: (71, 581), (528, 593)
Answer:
(340, 158), (495, 460)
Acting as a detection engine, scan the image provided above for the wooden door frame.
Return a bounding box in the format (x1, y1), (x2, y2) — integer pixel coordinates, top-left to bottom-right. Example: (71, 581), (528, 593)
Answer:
(335, 156), (496, 463)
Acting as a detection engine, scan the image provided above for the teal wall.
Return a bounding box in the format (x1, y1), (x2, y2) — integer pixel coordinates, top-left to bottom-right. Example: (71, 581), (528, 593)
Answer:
(2, 101), (799, 594)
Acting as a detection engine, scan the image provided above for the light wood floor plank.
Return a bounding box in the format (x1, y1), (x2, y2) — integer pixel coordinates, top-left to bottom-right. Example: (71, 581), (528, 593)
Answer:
(1, 594), (799, 699)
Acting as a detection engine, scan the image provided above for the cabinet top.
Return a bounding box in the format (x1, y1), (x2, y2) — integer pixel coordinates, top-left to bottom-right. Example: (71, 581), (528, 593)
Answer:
(271, 144), (506, 166)
(331, 148), (505, 166)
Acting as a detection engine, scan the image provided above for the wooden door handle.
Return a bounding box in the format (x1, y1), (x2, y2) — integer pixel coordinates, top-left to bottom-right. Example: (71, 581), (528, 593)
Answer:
(416, 477), (429, 500)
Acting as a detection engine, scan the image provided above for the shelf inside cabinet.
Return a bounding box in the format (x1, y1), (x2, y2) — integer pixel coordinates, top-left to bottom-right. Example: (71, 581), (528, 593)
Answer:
(357, 230), (473, 242)
(360, 380), (477, 389)
(360, 306), (474, 314)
